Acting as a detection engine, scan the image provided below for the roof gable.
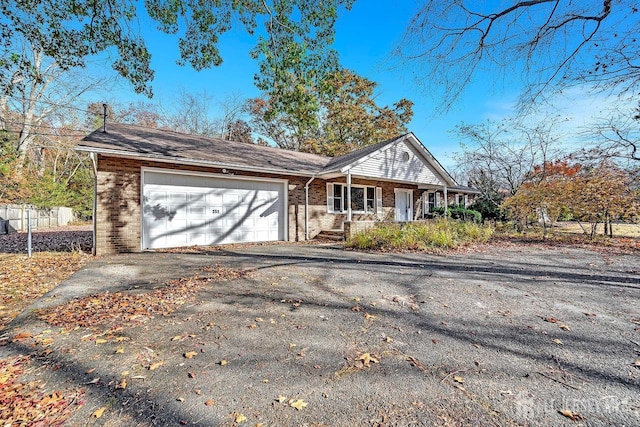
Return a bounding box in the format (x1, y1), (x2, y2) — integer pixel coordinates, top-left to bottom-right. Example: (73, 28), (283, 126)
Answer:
(321, 133), (457, 186)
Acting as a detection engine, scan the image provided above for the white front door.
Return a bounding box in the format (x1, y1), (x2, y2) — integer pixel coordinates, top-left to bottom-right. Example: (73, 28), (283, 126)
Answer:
(394, 189), (413, 221)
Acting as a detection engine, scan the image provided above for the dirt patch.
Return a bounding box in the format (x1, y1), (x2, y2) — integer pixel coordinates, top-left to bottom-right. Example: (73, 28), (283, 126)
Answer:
(1, 243), (639, 426)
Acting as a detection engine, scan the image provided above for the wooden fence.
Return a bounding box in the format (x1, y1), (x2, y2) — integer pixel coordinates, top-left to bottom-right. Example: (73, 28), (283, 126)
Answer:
(0, 204), (74, 234)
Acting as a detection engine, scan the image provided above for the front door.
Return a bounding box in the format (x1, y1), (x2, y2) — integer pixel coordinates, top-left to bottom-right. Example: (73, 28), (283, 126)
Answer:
(394, 189), (413, 221)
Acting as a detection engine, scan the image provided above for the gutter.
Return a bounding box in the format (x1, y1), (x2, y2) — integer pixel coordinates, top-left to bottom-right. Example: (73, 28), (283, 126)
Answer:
(304, 174), (316, 240)
(90, 152), (98, 256)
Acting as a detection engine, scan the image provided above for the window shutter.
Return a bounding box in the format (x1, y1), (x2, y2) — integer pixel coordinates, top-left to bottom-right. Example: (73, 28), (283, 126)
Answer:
(422, 193), (428, 217)
(326, 183), (334, 213)
(435, 192), (441, 207)
(375, 187), (383, 219)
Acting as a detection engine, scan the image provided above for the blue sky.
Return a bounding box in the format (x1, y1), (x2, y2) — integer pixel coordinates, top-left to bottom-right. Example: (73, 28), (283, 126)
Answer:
(98, 1), (603, 171)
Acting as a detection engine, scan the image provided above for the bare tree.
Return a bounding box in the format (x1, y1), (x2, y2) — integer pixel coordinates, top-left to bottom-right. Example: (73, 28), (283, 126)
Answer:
(214, 93), (249, 140)
(1, 39), (107, 171)
(581, 101), (640, 167)
(168, 89), (218, 137)
(397, 1), (639, 111)
(454, 118), (563, 202)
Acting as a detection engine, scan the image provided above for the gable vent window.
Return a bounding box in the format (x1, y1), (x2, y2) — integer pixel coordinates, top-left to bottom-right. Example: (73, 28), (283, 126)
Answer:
(400, 151), (410, 162)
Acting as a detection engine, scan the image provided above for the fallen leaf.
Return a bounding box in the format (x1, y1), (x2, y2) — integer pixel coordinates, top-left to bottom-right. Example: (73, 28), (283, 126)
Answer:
(234, 412), (247, 423)
(115, 347), (124, 354)
(87, 377), (100, 384)
(184, 351), (198, 359)
(188, 372), (196, 378)
(149, 361), (163, 370)
(205, 399), (215, 406)
(553, 338), (563, 345)
(171, 335), (183, 341)
(544, 317), (558, 323)
(357, 353), (379, 367)
(559, 409), (583, 421)
(92, 406), (107, 418)
(559, 324), (571, 331)
(384, 336), (393, 343)
(86, 368), (96, 374)
(176, 397), (184, 402)
(364, 313), (376, 320)
(633, 359), (640, 367)
(95, 338), (108, 344)
(453, 376), (465, 384)
(131, 375), (146, 379)
(290, 399), (308, 410)
(255, 317), (264, 322)
(117, 379), (127, 389)
(219, 359), (228, 366)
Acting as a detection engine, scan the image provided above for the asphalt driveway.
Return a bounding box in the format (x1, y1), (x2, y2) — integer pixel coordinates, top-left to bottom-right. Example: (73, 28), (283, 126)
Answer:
(2, 243), (640, 426)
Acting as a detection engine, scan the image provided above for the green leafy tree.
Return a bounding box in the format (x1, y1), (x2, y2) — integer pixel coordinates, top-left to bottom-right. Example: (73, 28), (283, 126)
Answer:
(1, 0), (353, 98)
(308, 69), (413, 156)
(249, 69), (414, 155)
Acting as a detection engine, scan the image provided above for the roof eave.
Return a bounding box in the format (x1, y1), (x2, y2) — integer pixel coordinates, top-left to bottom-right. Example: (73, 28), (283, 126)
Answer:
(75, 146), (319, 177)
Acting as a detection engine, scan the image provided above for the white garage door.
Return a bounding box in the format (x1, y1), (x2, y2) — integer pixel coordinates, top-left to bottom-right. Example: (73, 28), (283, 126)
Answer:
(142, 170), (286, 249)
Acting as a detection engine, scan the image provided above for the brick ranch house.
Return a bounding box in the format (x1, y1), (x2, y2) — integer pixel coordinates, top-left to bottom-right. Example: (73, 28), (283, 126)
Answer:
(77, 123), (479, 255)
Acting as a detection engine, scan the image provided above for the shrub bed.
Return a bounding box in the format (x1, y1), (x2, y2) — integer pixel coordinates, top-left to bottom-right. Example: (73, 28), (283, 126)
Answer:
(346, 218), (494, 251)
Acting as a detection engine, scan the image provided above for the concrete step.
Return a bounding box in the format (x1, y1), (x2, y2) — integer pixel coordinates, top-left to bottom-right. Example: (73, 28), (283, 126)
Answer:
(315, 229), (345, 241)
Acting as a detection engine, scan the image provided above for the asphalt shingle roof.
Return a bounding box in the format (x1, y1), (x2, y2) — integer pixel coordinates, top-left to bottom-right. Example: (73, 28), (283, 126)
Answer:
(79, 123), (475, 192)
(79, 123), (331, 175)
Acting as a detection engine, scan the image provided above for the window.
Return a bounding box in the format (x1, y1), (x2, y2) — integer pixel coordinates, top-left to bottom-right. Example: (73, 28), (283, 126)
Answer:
(455, 194), (462, 206)
(334, 184), (343, 212)
(327, 183), (379, 214)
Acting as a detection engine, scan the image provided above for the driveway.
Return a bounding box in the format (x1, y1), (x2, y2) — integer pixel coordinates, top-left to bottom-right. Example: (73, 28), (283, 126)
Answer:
(2, 243), (639, 426)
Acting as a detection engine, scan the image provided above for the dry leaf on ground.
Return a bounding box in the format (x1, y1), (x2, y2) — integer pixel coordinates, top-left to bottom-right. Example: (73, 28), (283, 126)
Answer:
(357, 353), (379, 367)
(290, 399), (308, 410)
(559, 409), (584, 421)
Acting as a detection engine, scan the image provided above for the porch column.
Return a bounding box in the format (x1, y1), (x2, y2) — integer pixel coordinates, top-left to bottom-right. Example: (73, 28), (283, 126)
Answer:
(346, 172), (352, 222)
(443, 185), (448, 215)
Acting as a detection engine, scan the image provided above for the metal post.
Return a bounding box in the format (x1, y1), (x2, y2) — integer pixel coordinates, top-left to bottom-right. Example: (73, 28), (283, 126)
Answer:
(27, 209), (32, 257)
(346, 172), (352, 222)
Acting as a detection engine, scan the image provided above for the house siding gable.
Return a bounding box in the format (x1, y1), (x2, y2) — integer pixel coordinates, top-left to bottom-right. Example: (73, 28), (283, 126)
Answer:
(347, 140), (444, 185)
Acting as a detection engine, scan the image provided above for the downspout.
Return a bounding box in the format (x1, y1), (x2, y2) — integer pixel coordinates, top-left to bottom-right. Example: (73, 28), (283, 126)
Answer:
(304, 175), (316, 241)
(90, 152), (98, 256)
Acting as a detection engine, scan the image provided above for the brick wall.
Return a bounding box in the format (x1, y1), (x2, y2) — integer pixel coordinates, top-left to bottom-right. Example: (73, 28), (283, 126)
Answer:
(95, 155), (425, 254)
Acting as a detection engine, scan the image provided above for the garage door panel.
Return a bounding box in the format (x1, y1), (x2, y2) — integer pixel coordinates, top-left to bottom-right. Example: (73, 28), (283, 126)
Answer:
(142, 172), (284, 249)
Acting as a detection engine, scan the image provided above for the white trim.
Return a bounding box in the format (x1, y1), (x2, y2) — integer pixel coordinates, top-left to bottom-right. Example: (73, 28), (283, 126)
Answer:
(326, 182), (335, 214)
(347, 172), (352, 222)
(140, 167), (289, 250)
